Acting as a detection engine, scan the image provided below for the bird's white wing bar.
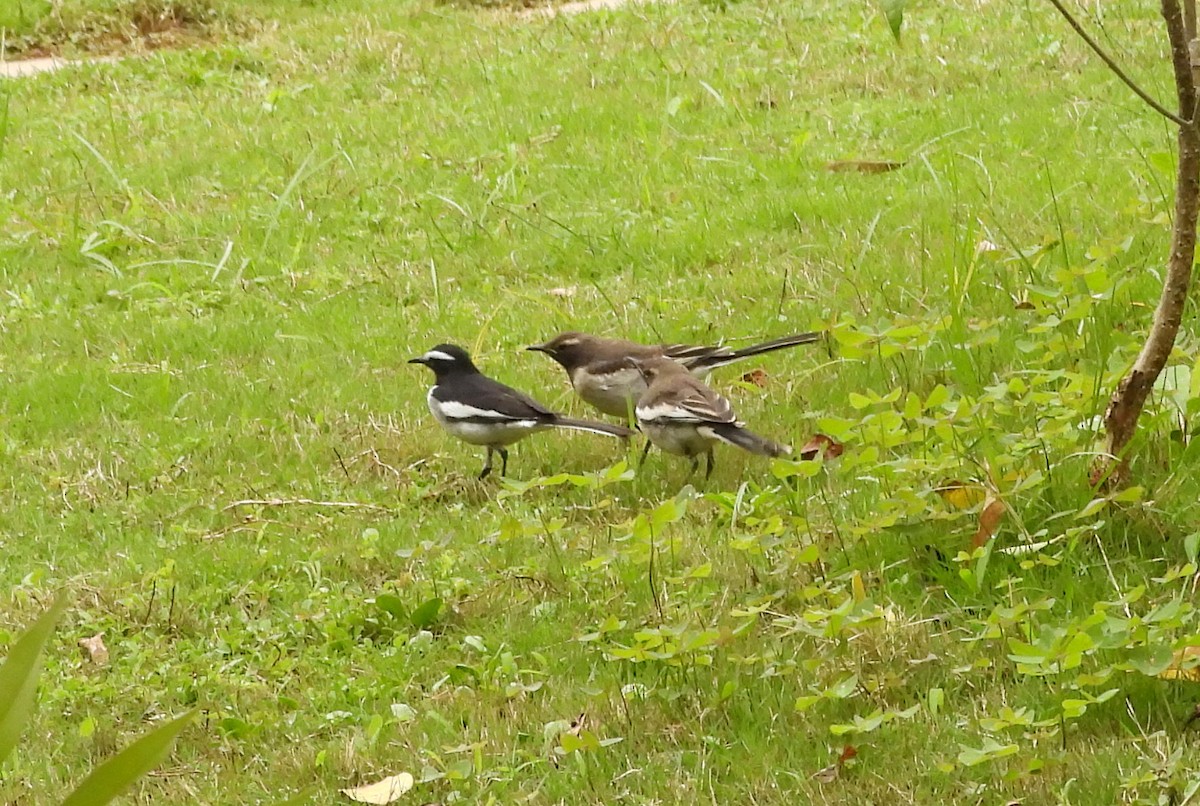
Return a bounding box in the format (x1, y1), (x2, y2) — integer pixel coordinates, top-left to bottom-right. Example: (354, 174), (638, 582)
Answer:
(636, 401), (706, 423)
(431, 394), (519, 422)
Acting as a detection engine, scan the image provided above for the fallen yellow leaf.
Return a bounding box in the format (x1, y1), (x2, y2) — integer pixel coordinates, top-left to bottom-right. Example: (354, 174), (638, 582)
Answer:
(851, 571), (866, 603)
(1159, 646), (1200, 683)
(936, 480), (986, 510)
(340, 773), (415, 804)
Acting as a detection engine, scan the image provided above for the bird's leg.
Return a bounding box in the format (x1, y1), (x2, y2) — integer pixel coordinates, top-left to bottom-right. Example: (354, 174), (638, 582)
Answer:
(498, 447), (509, 477)
(479, 447), (494, 480)
(704, 450), (715, 480)
(638, 440), (653, 468)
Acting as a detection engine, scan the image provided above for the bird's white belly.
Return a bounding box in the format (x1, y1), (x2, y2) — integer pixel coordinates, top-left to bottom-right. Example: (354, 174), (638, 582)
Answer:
(641, 421), (714, 457)
(573, 366), (646, 419)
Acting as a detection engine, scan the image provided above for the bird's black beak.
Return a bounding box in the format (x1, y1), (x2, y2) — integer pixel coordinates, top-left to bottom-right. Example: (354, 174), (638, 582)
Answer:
(526, 343), (549, 354)
(407, 357), (427, 365)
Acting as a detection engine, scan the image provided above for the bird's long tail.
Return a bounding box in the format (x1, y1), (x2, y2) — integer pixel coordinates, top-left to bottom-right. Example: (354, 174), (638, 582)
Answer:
(707, 423), (792, 457)
(682, 331), (825, 373)
(551, 417), (636, 439)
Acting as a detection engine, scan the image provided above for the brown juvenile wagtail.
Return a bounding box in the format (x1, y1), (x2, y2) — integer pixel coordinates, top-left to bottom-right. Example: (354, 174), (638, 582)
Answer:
(630, 356), (792, 478)
(409, 343), (634, 479)
(527, 331), (823, 419)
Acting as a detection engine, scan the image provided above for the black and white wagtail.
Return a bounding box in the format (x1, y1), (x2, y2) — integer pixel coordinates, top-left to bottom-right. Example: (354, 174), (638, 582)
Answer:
(630, 356), (791, 478)
(527, 331), (824, 419)
(409, 343), (634, 479)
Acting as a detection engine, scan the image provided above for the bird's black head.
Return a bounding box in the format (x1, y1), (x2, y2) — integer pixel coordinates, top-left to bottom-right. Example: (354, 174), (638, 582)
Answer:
(526, 332), (590, 370)
(408, 343), (478, 376)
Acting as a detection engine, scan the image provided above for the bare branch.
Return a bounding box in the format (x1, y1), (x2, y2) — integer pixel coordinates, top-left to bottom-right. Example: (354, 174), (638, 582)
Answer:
(1046, 0), (1192, 127)
(1164, 0), (1199, 111)
(1100, 0), (1200, 485)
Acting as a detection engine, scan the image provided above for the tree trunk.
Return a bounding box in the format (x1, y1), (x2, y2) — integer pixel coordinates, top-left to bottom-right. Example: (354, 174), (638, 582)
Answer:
(1099, 0), (1199, 486)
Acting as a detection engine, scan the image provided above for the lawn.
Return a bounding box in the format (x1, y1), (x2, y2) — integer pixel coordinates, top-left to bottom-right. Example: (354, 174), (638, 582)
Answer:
(2, 0), (1200, 802)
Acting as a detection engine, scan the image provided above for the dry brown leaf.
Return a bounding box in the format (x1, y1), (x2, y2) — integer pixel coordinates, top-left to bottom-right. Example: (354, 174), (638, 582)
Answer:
(78, 632), (109, 665)
(340, 773), (415, 804)
(1158, 646), (1200, 682)
(972, 494), (1007, 548)
(741, 368), (769, 388)
(799, 433), (845, 461)
(825, 160), (905, 174)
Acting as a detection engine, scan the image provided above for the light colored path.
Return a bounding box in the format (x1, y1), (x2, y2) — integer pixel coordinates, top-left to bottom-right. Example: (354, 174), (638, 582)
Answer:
(0, 55), (118, 78)
(518, 0), (672, 18)
(1, 0), (672, 76)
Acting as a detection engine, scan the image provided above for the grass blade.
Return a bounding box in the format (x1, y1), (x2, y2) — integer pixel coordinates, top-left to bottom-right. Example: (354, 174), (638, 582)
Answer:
(61, 710), (196, 806)
(877, 0), (904, 40)
(0, 596), (67, 766)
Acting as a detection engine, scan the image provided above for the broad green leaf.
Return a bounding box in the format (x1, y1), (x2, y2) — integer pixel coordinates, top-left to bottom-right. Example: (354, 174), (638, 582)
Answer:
(957, 740), (1018, 767)
(771, 457), (823, 480)
(924, 384), (950, 410)
(409, 598), (442, 630)
(1075, 497), (1108, 520)
(848, 392), (873, 410)
(62, 710), (195, 806)
(1186, 532), (1200, 565)
(828, 675), (859, 699)
(1110, 485), (1145, 504)
(927, 687), (944, 717)
(794, 694), (822, 712)
(795, 544), (821, 565)
(0, 596), (67, 766)
(376, 594), (407, 620)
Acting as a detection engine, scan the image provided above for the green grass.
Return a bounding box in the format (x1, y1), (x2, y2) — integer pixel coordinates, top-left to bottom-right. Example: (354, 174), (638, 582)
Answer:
(2, 0), (1200, 802)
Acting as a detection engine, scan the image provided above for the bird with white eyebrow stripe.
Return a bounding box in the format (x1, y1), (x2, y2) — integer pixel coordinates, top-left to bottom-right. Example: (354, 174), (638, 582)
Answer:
(409, 343), (634, 479)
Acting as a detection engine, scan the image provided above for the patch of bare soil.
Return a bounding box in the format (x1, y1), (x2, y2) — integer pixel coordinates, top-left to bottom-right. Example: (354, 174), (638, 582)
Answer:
(2, 1), (241, 64)
(517, 0), (672, 16)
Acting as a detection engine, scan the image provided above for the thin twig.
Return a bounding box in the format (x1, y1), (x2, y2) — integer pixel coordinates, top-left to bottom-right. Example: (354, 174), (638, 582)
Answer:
(143, 579), (157, 625)
(221, 498), (390, 512)
(333, 447), (351, 480)
(1094, 534), (1132, 618)
(1046, 0), (1192, 127)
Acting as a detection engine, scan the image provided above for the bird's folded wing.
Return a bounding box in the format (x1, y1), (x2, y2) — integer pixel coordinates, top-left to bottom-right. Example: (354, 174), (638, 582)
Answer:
(637, 387), (737, 424)
(435, 377), (554, 421)
(585, 358), (645, 381)
(661, 343), (730, 363)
